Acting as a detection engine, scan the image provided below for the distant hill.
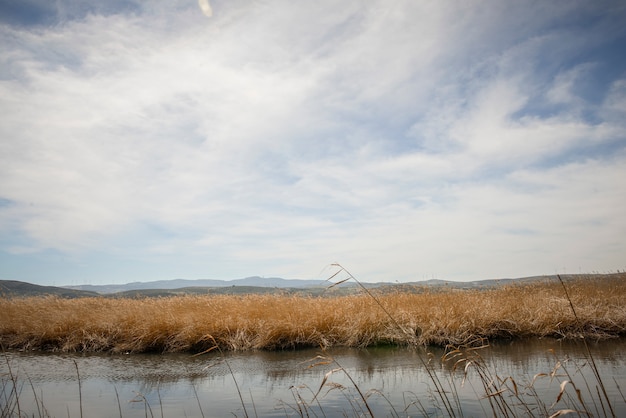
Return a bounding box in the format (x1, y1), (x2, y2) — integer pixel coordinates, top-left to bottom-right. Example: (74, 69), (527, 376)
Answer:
(64, 276), (331, 294)
(108, 285), (360, 298)
(0, 280), (101, 298)
(2, 273), (620, 299)
(0, 279), (360, 299)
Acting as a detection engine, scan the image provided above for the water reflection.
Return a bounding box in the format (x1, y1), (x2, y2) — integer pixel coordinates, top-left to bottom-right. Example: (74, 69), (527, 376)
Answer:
(2, 338), (625, 417)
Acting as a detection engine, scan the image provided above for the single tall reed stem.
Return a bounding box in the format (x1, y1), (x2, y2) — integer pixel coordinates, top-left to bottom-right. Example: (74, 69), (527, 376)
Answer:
(73, 359), (83, 418)
(2, 347), (21, 418)
(195, 336), (250, 418)
(557, 274), (616, 418)
(327, 263), (459, 418)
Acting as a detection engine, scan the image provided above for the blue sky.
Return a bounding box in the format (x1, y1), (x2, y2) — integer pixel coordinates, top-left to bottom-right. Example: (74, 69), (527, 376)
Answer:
(1, 0), (625, 286)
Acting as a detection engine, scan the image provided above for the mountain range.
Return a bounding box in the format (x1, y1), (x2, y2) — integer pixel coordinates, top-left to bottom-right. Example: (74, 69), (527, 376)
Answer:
(64, 276), (332, 294)
(1, 273), (611, 298)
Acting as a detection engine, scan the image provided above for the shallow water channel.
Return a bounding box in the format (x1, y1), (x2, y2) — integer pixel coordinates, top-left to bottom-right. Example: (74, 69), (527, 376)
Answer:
(2, 338), (625, 417)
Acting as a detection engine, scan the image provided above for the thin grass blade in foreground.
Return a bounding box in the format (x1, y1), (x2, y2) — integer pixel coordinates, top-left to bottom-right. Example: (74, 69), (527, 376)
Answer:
(194, 334), (250, 418)
(557, 274), (616, 418)
(2, 348), (21, 418)
(325, 263), (460, 418)
(309, 353), (374, 418)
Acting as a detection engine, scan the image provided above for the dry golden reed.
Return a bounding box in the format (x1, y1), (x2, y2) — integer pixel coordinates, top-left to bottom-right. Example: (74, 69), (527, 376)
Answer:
(1, 275), (625, 353)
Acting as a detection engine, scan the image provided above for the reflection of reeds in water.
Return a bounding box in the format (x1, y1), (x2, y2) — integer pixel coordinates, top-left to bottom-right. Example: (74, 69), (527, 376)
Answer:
(0, 271), (624, 354)
(3, 345), (623, 417)
(431, 339), (624, 418)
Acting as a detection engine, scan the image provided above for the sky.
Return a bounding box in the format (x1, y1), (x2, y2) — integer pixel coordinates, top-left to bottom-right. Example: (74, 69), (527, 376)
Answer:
(1, 0), (625, 286)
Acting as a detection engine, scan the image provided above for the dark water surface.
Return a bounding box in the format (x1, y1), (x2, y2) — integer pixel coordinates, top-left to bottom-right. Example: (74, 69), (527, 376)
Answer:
(2, 338), (625, 417)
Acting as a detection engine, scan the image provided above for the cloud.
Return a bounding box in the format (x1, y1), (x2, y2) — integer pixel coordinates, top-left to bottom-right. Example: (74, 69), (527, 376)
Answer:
(1, 0), (625, 283)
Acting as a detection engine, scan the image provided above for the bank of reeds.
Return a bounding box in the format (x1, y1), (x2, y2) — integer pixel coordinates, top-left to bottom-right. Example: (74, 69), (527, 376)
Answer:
(1, 274), (625, 353)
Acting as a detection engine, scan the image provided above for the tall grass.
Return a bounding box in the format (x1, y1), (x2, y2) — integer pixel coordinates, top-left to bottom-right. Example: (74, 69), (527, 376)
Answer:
(1, 273), (625, 354)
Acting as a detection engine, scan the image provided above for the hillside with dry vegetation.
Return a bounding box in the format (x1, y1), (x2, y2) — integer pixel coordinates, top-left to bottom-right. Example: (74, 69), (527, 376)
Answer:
(1, 274), (624, 353)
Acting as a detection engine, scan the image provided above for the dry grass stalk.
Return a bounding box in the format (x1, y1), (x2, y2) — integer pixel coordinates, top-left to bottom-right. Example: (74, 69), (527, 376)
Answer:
(0, 275), (625, 353)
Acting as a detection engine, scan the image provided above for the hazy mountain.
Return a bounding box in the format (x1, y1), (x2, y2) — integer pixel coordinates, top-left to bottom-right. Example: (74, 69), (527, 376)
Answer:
(0, 280), (101, 298)
(62, 274), (564, 294)
(63, 276), (331, 294)
(1, 273), (606, 298)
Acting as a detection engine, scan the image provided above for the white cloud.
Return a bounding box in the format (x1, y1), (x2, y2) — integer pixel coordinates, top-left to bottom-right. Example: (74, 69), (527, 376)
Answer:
(1, 0), (625, 283)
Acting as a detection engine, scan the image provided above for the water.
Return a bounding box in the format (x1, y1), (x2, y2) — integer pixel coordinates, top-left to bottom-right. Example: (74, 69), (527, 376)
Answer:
(2, 338), (625, 417)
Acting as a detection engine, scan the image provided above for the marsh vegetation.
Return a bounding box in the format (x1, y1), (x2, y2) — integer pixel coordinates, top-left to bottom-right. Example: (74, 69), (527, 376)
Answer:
(1, 273), (624, 354)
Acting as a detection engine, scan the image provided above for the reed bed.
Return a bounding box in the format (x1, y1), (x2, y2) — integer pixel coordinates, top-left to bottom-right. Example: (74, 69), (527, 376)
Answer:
(1, 275), (625, 353)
